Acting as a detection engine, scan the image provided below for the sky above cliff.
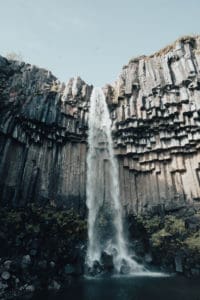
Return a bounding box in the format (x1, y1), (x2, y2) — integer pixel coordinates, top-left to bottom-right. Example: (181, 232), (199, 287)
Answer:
(0, 0), (200, 86)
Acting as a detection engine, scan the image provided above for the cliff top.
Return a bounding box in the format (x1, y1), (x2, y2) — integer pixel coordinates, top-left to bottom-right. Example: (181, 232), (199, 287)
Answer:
(127, 35), (200, 65)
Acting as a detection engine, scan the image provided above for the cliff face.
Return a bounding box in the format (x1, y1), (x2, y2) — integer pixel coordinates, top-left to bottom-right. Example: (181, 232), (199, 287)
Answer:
(1, 36), (200, 216)
(0, 58), (91, 214)
(108, 36), (200, 215)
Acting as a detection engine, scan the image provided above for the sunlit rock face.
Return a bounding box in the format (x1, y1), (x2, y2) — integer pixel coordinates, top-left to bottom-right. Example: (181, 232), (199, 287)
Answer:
(1, 35), (200, 216)
(106, 35), (200, 215)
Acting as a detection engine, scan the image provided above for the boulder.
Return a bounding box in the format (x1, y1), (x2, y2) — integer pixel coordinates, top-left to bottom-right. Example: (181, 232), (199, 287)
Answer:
(3, 260), (12, 270)
(1, 271), (10, 280)
(101, 251), (114, 272)
(50, 261), (55, 268)
(21, 255), (31, 268)
(48, 280), (61, 290)
(25, 284), (35, 292)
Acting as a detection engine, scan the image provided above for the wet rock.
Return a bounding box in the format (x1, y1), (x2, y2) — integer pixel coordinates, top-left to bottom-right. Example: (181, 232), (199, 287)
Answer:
(1, 271), (10, 280)
(87, 260), (103, 276)
(48, 280), (61, 290)
(25, 284), (35, 292)
(50, 261), (55, 268)
(132, 240), (145, 256)
(30, 249), (37, 256)
(120, 262), (131, 275)
(21, 255), (31, 268)
(175, 255), (183, 273)
(144, 253), (153, 264)
(101, 251), (114, 272)
(3, 260), (12, 270)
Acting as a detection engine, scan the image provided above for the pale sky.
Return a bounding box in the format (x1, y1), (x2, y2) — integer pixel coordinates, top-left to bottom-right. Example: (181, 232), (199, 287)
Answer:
(0, 0), (199, 86)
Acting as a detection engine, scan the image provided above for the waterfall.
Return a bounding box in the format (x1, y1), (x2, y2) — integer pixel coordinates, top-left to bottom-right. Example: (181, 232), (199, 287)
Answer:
(86, 87), (146, 274)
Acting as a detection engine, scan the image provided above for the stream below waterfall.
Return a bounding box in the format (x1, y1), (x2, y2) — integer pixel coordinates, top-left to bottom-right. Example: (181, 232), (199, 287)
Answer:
(26, 276), (200, 300)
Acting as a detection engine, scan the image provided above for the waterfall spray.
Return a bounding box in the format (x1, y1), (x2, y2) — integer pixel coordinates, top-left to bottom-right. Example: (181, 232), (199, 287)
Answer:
(86, 87), (146, 274)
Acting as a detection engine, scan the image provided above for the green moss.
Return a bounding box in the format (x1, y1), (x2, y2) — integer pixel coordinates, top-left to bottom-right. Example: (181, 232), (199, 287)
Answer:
(184, 231), (200, 252)
(151, 228), (171, 247)
(165, 216), (186, 235)
(0, 206), (87, 258)
(143, 216), (162, 234)
(141, 215), (187, 251)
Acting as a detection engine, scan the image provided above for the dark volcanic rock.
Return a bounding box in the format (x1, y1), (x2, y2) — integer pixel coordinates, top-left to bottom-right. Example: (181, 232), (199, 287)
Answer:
(0, 59), (92, 214)
(1, 271), (10, 280)
(101, 251), (114, 272)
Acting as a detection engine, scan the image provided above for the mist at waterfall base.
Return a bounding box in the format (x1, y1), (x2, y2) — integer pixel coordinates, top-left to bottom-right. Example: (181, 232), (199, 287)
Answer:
(85, 87), (147, 275)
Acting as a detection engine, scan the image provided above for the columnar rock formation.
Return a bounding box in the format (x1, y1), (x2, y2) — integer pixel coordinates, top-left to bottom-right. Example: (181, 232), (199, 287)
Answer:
(106, 35), (200, 215)
(1, 35), (200, 216)
(0, 59), (91, 213)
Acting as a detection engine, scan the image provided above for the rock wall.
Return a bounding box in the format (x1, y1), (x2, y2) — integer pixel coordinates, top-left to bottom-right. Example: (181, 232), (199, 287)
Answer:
(107, 36), (200, 215)
(1, 35), (200, 216)
(0, 57), (91, 215)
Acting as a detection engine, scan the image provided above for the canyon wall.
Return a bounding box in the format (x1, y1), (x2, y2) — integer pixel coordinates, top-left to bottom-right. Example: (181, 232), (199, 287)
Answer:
(1, 36), (200, 216)
(107, 35), (200, 215)
(0, 59), (91, 214)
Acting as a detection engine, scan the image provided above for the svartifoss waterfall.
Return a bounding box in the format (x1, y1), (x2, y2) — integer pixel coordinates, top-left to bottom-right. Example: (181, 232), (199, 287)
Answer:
(86, 87), (146, 275)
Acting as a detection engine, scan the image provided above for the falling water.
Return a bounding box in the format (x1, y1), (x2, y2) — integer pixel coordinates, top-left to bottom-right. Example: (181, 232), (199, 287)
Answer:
(86, 87), (146, 274)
